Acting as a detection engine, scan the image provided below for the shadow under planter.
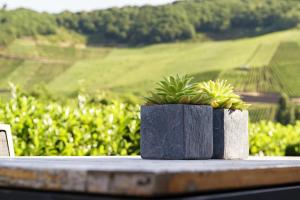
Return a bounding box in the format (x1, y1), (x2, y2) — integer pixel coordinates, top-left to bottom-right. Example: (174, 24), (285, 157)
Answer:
(141, 104), (213, 160)
(213, 109), (249, 160)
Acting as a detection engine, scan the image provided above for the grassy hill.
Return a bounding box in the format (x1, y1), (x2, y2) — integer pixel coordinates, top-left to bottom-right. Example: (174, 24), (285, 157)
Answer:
(0, 28), (300, 121)
(1, 28), (300, 96)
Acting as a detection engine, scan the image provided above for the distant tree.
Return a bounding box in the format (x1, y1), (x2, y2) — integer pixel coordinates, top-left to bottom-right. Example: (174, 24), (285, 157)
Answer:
(1, 4), (7, 10)
(56, 0), (300, 45)
(275, 93), (296, 125)
(296, 107), (300, 121)
(1, 0), (300, 46)
(0, 8), (57, 45)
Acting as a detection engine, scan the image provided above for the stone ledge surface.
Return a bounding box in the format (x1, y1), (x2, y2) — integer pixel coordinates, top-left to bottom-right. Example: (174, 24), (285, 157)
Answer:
(0, 156), (300, 197)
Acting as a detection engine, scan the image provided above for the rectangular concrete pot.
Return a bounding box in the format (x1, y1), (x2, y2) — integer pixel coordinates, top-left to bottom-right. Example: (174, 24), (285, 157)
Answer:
(141, 104), (213, 160)
(213, 109), (249, 160)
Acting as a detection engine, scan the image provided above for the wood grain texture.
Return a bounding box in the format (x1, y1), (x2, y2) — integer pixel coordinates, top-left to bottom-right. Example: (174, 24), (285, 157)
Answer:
(0, 157), (300, 196)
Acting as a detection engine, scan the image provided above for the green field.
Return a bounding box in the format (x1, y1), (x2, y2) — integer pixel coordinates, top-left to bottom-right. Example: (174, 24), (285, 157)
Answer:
(0, 29), (300, 100)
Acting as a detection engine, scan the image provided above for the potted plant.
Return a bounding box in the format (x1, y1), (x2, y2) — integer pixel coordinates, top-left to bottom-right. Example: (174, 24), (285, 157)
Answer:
(141, 75), (213, 160)
(196, 80), (250, 159)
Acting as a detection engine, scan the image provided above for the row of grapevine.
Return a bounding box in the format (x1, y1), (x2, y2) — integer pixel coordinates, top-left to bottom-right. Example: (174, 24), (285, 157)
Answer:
(219, 66), (281, 93)
(248, 104), (277, 122)
(0, 40), (112, 90)
(269, 42), (300, 97)
(35, 44), (110, 60)
(218, 42), (300, 97)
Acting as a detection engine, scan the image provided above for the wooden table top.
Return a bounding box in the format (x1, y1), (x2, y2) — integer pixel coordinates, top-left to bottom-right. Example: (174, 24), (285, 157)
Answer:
(1, 156), (300, 197)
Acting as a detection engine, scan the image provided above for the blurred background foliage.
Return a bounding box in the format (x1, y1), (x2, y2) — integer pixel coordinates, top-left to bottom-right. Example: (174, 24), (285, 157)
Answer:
(0, 85), (298, 156)
(0, 85), (140, 156)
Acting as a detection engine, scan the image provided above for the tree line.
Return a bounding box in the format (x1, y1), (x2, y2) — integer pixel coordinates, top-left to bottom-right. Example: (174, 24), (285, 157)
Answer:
(1, 0), (300, 45)
(0, 8), (57, 45)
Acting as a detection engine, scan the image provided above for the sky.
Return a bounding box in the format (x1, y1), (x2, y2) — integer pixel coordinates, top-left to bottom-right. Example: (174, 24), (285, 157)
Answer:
(0, 0), (177, 13)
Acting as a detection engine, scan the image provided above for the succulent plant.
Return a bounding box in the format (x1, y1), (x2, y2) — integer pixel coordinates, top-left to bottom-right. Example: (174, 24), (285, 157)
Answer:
(144, 75), (198, 105)
(195, 80), (250, 110)
(144, 75), (249, 110)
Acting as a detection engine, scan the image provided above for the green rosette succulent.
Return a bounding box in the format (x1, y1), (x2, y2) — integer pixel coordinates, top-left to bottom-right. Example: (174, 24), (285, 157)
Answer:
(195, 80), (250, 110)
(144, 75), (197, 105)
(145, 75), (250, 110)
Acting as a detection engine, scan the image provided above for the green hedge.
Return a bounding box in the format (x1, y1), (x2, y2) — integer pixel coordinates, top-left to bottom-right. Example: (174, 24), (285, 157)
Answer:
(249, 121), (300, 156)
(1, 86), (300, 156)
(0, 86), (140, 156)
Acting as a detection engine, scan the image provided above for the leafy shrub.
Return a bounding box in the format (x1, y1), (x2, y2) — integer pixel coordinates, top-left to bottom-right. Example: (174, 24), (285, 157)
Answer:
(0, 85), (140, 156)
(249, 121), (300, 156)
(285, 143), (300, 156)
(1, 85), (299, 156)
(296, 107), (300, 120)
(275, 93), (296, 125)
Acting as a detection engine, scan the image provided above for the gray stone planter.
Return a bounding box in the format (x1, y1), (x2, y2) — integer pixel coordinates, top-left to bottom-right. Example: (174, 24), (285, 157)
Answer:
(213, 109), (248, 160)
(141, 104), (213, 160)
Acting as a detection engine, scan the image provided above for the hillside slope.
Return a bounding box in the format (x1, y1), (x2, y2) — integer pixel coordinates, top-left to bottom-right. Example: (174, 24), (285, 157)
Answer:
(0, 29), (299, 97)
(50, 29), (300, 96)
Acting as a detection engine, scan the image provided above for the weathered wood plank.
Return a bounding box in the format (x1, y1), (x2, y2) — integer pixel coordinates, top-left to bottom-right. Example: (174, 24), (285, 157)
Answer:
(0, 157), (300, 196)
